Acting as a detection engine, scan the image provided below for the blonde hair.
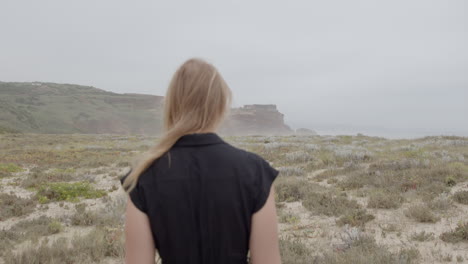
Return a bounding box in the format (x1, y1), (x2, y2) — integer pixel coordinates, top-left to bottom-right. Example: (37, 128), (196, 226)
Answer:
(121, 58), (232, 193)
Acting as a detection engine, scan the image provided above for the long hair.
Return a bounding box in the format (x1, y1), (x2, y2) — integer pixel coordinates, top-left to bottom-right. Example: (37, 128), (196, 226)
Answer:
(121, 58), (232, 193)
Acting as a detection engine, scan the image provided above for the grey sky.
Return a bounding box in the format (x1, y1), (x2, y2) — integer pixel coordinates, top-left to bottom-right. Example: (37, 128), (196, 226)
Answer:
(1, 0), (467, 138)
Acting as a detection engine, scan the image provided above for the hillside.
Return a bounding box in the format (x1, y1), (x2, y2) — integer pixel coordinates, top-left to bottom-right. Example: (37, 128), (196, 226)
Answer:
(0, 81), (293, 135)
(0, 82), (164, 134)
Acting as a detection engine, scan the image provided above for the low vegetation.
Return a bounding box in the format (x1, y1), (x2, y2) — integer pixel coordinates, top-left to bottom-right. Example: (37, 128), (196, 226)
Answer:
(274, 177), (319, 202)
(426, 196), (453, 212)
(0, 215), (63, 255)
(70, 199), (124, 227)
(0, 163), (24, 178)
(0, 133), (467, 263)
(453, 190), (468, 205)
(314, 233), (420, 264)
(35, 181), (107, 203)
(0, 193), (37, 221)
(367, 190), (404, 209)
(404, 204), (440, 223)
(21, 169), (75, 189)
(440, 222), (468, 243)
(278, 210), (300, 225)
(3, 226), (124, 264)
(302, 191), (361, 217)
(410, 231), (435, 242)
(278, 238), (312, 264)
(336, 209), (375, 227)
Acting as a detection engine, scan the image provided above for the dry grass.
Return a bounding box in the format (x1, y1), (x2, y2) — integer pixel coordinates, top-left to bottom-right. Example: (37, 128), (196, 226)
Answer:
(336, 209), (375, 227)
(274, 177), (319, 202)
(440, 222), (468, 243)
(404, 204), (440, 223)
(20, 168), (75, 189)
(278, 210), (300, 225)
(70, 198), (124, 227)
(3, 226), (124, 264)
(278, 238), (312, 264)
(426, 196), (453, 212)
(314, 233), (420, 264)
(0, 215), (64, 255)
(0, 193), (37, 221)
(367, 190), (404, 209)
(303, 191), (361, 217)
(410, 231), (435, 242)
(453, 190), (468, 205)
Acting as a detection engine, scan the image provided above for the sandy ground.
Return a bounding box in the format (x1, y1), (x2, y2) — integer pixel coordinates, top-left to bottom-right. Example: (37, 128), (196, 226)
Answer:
(1, 159), (467, 263)
(276, 168), (468, 263)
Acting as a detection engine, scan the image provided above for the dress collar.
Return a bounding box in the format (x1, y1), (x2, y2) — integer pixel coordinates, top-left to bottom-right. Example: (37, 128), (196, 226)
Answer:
(173, 132), (225, 147)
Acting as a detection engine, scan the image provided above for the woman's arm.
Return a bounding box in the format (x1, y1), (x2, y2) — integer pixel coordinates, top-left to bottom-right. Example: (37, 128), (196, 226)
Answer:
(124, 196), (156, 264)
(249, 185), (282, 264)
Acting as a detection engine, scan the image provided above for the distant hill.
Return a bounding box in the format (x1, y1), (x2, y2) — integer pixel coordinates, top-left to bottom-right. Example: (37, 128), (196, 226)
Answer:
(0, 82), (293, 135)
(0, 82), (164, 134)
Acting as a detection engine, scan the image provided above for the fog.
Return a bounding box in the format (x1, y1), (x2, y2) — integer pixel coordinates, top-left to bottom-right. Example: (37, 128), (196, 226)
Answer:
(1, 0), (467, 138)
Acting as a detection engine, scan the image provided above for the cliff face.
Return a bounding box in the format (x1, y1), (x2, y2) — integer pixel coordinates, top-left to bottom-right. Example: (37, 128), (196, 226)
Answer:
(0, 82), (292, 136)
(220, 104), (293, 136)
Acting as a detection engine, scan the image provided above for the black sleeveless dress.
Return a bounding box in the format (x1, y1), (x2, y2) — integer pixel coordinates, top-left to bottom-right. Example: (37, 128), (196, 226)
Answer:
(119, 132), (279, 264)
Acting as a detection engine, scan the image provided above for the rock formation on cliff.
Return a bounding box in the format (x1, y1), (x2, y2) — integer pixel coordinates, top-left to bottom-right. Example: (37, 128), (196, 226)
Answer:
(219, 104), (293, 136)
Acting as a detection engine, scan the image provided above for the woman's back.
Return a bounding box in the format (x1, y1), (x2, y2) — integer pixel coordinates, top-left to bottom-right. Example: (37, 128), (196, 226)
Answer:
(120, 132), (279, 263)
(120, 58), (281, 263)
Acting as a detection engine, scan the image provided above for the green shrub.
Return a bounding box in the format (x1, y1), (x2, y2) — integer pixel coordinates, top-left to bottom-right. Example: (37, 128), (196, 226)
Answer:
(35, 181), (107, 203)
(0, 163), (24, 173)
(0, 163), (24, 177)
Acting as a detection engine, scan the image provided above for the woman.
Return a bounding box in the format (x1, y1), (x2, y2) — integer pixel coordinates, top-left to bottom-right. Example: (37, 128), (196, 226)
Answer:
(120, 58), (281, 264)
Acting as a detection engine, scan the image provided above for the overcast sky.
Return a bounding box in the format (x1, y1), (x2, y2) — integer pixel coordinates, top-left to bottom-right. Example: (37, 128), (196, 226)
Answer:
(1, 0), (467, 138)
